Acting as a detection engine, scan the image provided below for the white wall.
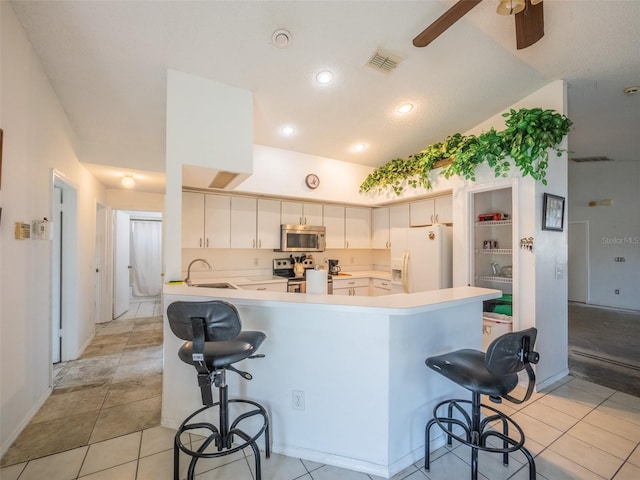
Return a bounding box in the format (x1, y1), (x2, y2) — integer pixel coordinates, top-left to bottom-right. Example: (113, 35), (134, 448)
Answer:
(568, 161), (640, 310)
(0, 3), (107, 456)
(449, 80), (569, 388)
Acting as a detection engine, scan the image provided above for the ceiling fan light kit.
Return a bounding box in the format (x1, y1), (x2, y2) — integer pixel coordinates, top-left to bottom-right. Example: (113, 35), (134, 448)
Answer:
(496, 0), (526, 16)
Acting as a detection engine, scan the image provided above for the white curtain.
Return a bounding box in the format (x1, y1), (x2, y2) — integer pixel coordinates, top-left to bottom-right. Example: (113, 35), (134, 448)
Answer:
(131, 220), (162, 297)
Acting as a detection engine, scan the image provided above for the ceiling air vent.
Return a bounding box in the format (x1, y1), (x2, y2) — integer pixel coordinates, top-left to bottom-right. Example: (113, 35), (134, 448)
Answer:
(571, 156), (613, 163)
(366, 49), (401, 74)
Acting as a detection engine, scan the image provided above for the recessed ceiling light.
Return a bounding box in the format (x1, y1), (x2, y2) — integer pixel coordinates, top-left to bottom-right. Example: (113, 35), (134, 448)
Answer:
(271, 29), (292, 49)
(397, 103), (414, 114)
(280, 125), (296, 136)
(315, 70), (334, 85)
(352, 143), (367, 152)
(121, 175), (135, 188)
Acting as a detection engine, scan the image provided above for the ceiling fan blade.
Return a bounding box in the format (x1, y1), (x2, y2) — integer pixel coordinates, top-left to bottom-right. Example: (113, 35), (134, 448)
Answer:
(413, 0), (483, 48)
(515, 0), (544, 49)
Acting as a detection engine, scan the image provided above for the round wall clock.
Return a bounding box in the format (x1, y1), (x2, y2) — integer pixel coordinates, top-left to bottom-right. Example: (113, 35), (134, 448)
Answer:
(305, 173), (320, 189)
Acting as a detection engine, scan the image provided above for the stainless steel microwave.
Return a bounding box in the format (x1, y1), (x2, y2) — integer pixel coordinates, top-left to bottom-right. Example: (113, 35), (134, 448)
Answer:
(279, 224), (326, 252)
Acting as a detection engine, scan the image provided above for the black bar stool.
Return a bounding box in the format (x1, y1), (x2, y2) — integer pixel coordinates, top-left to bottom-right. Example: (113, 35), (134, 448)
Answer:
(424, 327), (540, 480)
(167, 300), (270, 480)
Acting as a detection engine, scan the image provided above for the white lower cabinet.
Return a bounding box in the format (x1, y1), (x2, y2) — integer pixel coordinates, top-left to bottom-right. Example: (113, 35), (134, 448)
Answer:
(371, 278), (391, 296)
(332, 277), (370, 296)
(237, 282), (287, 292)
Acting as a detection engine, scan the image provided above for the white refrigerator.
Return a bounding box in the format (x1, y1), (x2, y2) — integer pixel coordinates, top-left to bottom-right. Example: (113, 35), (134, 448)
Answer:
(390, 225), (453, 294)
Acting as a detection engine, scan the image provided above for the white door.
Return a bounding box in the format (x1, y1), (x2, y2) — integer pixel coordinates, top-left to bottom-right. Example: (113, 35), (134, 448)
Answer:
(113, 210), (131, 319)
(52, 186), (63, 363)
(94, 203), (108, 324)
(568, 221), (589, 303)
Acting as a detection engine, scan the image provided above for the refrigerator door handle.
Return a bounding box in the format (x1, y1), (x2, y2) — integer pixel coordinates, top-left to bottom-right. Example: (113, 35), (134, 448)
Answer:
(402, 251), (409, 293)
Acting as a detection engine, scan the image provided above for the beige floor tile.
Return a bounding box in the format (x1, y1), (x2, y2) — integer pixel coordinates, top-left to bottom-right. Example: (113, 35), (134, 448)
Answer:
(195, 458), (254, 480)
(139, 425), (177, 457)
(565, 377), (616, 399)
(102, 373), (162, 408)
(0, 462), (26, 480)
(598, 398), (640, 426)
(520, 401), (580, 432)
(370, 462), (419, 480)
(420, 448), (490, 480)
(136, 446), (194, 480)
(78, 460), (137, 479)
(567, 421), (637, 459)
(614, 461), (640, 480)
(89, 396), (161, 444)
(548, 434), (623, 478)
(535, 449), (606, 480)
(31, 385), (108, 424)
(246, 452), (309, 480)
(306, 464), (376, 480)
(0, 410), (98, 465)
(79, 431), (141, 476)
(583, 408), (640, 442)
(54, 354), (122, 389)
(188, 437), (247, 476)
(609, 391), (640, 411)
(301, 458), (324, 473)
(628, 445), (640, 468)
(511, 412), (564, 447)
(16, 446), (88, 480)
(96, 322), (135, 336)
(537, 385), (602, 419)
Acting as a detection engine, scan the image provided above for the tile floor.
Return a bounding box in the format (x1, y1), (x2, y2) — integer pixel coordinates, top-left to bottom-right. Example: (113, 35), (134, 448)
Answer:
(3, 301), (640, 479)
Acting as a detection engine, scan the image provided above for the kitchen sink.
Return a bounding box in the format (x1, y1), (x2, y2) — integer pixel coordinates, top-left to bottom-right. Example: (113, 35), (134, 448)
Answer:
(192, 282), (238, 289)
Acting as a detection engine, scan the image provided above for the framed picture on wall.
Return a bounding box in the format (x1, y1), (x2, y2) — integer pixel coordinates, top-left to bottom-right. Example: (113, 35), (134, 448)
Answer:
(542, 193), (565, 231)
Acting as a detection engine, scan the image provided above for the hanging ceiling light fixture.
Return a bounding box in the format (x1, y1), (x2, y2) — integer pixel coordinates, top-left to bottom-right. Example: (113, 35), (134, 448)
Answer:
(121, 175), (135, 188)
(496, 0), (526, 15)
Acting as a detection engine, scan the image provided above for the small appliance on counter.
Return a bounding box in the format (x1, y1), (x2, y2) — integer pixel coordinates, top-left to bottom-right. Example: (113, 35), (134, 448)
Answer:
(327, 259), (341, 275)
(273, 256), (333, 294)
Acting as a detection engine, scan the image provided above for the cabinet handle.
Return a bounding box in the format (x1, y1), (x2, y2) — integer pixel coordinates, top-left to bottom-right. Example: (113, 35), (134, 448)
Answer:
(257, 287), (267, 291)
(304, 216), (307, 225)
(259, 239), (262, 248)
(206, 238), (209, 248)
(430, 214), (434, 224)
(435, 214), (439, 223)
(252, 239), (256, 248)
(199, 238), (202, 248)
(346, 241), (350, 248)
(300, 216), (303, 225)
(381, 282), (388, 286)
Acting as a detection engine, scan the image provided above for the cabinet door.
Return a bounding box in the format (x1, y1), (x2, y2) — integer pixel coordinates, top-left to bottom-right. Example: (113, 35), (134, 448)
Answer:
(182, 192), (205, 248)
(389, 204), (410, 229)
(281, 201), (303, 225)
(353, 286), (369, 296)
(323, 205), (345, 249)
(332, 287), (350, 296)
(434, 195), (453, 224)
(230, 197), (257, 248)
(204, 195), (231, 248)
(372, 208), (390, 249)
(257, 198), (281, 249)
(410, 199), (435, 226)
(303, 203), (323, 226)
(345, 207), (371, 249)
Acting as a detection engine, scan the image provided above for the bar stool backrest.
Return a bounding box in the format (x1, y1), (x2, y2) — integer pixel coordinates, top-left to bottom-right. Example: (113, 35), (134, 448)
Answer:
(485, 327), (538, 376)
(167, 300), (241, 342)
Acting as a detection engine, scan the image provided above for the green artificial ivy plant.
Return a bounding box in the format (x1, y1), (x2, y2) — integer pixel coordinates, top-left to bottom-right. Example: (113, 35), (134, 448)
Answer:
(359, 108), (572, 195)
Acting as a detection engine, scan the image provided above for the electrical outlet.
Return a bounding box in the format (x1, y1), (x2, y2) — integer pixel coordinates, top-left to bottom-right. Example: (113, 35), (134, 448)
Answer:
(615, 289), (620, 295)
(555, 265), (564, 280)
(292, 390), (305, 411)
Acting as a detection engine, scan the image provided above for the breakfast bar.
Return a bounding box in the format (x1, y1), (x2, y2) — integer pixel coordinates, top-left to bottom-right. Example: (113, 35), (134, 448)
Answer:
(161, 285), (500, 478)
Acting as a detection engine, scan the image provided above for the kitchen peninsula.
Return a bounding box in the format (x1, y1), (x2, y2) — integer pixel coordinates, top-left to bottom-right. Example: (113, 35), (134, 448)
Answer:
(161, 284), (500, 478)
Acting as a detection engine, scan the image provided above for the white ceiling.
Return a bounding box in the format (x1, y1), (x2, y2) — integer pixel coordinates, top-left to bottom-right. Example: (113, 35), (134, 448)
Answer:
(10, 1), (640, 194)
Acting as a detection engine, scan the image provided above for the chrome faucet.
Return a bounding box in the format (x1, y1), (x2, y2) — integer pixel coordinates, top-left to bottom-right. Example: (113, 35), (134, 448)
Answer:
(185, 258), (211, 286)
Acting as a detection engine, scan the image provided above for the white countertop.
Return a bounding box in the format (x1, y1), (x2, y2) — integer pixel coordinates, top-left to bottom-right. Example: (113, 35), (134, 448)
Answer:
(163, 283), (500, 315)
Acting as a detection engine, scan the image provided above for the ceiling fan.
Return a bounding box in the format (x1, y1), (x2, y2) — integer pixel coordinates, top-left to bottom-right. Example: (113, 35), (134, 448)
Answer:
(413, 0), (544, 50)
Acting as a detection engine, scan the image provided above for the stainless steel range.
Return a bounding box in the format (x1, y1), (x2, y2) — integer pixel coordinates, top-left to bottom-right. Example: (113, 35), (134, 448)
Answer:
(273, 257), (333, 294)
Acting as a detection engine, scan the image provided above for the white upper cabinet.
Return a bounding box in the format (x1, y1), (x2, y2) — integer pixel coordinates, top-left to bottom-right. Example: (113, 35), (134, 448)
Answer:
(230, 197), (280, 249)
(389, 204), (410, 229)
(230, 196), (257, 248)
(345, 207), (371, 249)
(372, 207), (390, 249)
(323, 205), (345, 249)
(281, 201), (323, 226)
(256, 198), (281, 249)
(409, 195), (452, 226)
(205, 195), (231, 248)
(182, 192), (205, 248)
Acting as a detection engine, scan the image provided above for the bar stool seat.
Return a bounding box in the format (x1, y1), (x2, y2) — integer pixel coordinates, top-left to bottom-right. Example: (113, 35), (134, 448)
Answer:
(167, 300), (270, 480)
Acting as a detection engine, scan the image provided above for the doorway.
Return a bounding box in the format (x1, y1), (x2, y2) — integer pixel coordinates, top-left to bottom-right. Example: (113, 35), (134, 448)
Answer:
(568, 221), (589, 303)
(112, 210), (163, 320)
(51, 173), (78, 366)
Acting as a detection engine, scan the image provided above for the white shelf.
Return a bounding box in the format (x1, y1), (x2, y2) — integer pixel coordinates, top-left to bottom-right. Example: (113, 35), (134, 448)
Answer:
(475, 220), (512, 227)
(476, 248), (513, 255)
(477, 275), (513, 284)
